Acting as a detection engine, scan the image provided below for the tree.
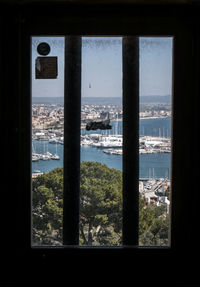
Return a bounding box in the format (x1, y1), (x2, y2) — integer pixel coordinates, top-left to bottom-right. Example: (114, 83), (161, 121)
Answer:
(32, 168), (63, 245)
(80, 161), (122, 245)
(32, 162), (122, 246)
(150, 215), (170, 246)
(32, 162), (169, 246)
(139, 195), (154, 237)
(139, 194), (169, 246)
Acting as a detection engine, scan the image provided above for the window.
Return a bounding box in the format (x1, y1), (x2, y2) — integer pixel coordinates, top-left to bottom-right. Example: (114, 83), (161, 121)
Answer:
(31, 35), (173, 247)
(12, 4), (199, 261)
(1, 3), (196, 286)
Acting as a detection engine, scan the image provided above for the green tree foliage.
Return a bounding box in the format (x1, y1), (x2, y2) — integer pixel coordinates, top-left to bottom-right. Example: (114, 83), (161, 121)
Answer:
(32, 168), (63, 245)
(80, 161), (122, 245)
(32, 162), (122, 246)
(32, 162), (169, 246)
(139, 194), (169, 246)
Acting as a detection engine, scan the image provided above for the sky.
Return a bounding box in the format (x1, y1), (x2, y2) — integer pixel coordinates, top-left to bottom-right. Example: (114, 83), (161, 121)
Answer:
(32, 36), (173, 98)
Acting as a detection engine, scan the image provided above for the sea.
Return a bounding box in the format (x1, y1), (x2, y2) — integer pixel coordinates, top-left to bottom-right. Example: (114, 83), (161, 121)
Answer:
(32, 116), (171, 179)
(32, 96), (171, 106)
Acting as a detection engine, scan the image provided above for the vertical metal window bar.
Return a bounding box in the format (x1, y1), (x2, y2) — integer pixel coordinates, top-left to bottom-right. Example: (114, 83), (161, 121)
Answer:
(122, 37), (139, 246)
(63, 36), (82, 246)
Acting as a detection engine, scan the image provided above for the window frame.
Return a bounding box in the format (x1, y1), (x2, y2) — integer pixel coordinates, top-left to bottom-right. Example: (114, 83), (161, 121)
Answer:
(14, 3), (199, 261)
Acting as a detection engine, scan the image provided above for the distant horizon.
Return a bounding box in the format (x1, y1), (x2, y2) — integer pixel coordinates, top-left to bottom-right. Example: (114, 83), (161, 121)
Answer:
(32, 95), (171, 105)
(32, 95), (171, 98)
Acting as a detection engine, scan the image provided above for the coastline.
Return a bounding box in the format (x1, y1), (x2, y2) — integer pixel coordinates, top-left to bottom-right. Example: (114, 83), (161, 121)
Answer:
(140, 116), (171, 120)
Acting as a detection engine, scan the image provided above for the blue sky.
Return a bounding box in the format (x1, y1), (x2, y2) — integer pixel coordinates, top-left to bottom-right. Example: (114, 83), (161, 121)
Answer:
(32, 36), (173, 98)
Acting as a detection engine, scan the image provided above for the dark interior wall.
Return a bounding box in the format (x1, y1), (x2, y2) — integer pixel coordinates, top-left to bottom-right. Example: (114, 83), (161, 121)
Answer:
(1, 1), (200, 285)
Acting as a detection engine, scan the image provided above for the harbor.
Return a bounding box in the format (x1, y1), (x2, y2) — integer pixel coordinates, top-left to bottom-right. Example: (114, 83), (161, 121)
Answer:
(32, 133), (170, 163)
(32, 137), (171, 213)
(32, 98), (171, 178)
(32, 136), (171, 178)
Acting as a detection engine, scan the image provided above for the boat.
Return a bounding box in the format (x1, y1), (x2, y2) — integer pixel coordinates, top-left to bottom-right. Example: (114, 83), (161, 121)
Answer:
(103, 149), (122, 155)
(51, 140), (60, 159)
(41, 152), (52, 160)
(49, 138), (59, 144)
(51, 154), (60, 160)
(33, 170), (41, 173)
(41, 154), (50, 160)
(92, 135), (122, 148)
(32, 155), (39, 162)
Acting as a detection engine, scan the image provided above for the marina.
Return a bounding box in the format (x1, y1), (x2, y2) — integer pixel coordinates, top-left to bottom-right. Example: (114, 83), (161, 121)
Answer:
(32, 133), (170, 163)
(32, 136), (171, 178)
(32, 101), (171, 179)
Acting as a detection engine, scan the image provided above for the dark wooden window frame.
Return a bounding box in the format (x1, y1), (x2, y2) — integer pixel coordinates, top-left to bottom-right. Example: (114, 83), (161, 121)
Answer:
(13, 4), (199, 266)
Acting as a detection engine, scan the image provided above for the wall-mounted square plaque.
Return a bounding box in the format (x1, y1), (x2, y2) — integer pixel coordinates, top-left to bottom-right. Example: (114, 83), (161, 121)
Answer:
(35, 57), (58, 79)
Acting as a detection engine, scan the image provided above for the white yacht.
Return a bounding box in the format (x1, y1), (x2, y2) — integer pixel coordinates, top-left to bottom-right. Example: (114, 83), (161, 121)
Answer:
(51, 154), (60, 160)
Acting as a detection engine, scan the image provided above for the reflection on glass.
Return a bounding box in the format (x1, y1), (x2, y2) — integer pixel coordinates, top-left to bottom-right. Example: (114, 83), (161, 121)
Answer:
(139, 37), (173, 246)
(31, 37), (64, 246)
(80, 37), (123, 246)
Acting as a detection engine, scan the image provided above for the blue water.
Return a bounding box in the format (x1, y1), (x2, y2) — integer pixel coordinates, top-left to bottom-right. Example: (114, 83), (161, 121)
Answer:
(140, 117), (171, 138)
(32, 96), (171, 105)
(32, 117), (171, 178)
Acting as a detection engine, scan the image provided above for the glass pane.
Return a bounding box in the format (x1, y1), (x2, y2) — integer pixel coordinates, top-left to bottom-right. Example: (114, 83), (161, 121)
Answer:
(31, 37), (64, 246)
(80, 37), (122, 246)
(139, 37), (173, 246)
